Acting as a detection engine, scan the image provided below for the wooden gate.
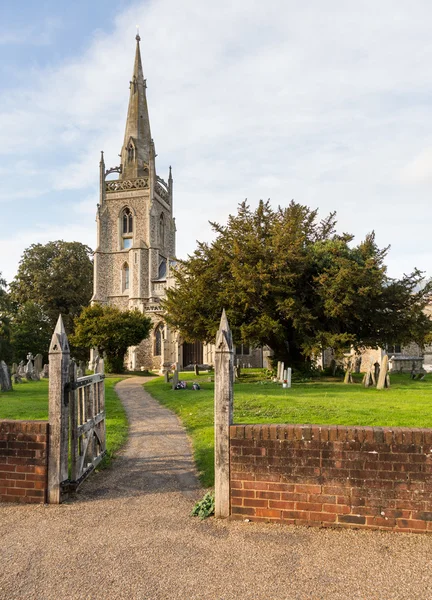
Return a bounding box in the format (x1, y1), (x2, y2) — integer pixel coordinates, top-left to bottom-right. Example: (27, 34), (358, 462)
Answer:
(68, 358), (106, 489)
(48, 315), (106, 503)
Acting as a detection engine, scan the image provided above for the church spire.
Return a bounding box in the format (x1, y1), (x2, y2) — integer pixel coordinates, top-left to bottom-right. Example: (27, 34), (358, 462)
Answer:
(120, 33), (152, 180)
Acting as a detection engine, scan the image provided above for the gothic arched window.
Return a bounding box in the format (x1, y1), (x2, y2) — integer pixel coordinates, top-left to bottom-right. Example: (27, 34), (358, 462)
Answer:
(154, 323), (164, 356)
(121, 208), (133, 249)
(123, 208), (133, 234)
(122, 263), (130, 291)
(159, 213), (165, 246)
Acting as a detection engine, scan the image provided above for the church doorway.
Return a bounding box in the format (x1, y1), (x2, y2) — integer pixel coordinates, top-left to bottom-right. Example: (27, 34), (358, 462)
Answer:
(183, 341), (203, 366)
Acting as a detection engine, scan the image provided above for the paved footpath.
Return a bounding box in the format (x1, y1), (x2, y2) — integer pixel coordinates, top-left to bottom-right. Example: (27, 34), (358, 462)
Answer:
(1, 377), (432, 600)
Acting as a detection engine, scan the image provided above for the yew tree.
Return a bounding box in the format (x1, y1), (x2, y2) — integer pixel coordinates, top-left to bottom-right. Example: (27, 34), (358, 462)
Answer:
(71, 304), (152, 373)
(163, 200), (432, 365)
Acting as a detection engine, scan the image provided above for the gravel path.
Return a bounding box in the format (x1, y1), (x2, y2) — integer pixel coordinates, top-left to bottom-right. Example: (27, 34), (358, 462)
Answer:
(1, 376), (432, 600)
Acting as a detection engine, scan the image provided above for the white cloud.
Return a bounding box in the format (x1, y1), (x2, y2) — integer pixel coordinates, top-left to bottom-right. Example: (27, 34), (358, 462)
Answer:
(400, 148), (432, 184)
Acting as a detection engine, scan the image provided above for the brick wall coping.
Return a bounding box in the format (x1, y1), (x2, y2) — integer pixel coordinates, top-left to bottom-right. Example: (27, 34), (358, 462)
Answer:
(230, 424), (432, 445)
(0, 420), (48, 435)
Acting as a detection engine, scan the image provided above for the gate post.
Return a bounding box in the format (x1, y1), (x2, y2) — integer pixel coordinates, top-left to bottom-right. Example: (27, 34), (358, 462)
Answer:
(48, 315), (70, 504)
(214, 309), (234, 518)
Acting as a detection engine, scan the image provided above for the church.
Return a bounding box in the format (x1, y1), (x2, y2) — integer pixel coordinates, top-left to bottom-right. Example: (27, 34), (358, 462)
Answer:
(92, 34), (266, 372)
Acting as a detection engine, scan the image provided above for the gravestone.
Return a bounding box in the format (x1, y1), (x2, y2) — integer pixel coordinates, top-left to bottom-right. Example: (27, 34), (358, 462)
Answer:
(0, 360), (12, 392)
(374, 362), (380, 381)
(11, 363), (17, 375)
(194, 363), (200, 376)
(42, 364), (49, 378)
(279, 362), (285, 383)
(77, 365), (84, 378)
(287, 367), (292, 388)
(171, 367), (179, 390)
(13, 373), (23, 384)
(377, 355), (390, 389)
(25, 353), (34, 380)
(343, 359), (353, 384)
(164, 370), (170, 383)
(34, 353), (43, 376)
(362, 361), (376, 387)
(18, 361), (25, 377)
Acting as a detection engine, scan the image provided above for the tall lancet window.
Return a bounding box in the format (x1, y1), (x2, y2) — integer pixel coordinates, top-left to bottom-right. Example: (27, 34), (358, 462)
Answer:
(122, 208), (133, 249)
(122, 263), (130, 291)
(159, 213), (165, 246)
(154, 323), (164, 356)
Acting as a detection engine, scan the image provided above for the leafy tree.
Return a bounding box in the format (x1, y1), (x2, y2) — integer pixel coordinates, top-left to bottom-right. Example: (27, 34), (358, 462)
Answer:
(9, 241), (93, 333)
(10, 301), (52, 363)
(0, 273), (13, 363)
(71, 304), (152, 373)
(163, 200), (432, 365)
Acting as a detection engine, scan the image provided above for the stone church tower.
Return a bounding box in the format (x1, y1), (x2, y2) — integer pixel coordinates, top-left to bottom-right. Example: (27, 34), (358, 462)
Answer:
(92, 34), (177, 371)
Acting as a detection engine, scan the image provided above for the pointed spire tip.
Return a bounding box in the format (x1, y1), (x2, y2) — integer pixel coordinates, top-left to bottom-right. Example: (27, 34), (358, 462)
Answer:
(219, 308), (230, 331)
(54, 314), (66, 335)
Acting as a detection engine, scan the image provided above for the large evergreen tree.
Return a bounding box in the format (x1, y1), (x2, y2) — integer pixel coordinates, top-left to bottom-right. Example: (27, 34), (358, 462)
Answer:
(163, 200), (432, 365)
(9, 241), (93, 333)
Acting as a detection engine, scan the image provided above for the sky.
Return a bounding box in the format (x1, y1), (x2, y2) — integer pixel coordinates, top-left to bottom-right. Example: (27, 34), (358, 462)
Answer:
(1, 0), (432, 284)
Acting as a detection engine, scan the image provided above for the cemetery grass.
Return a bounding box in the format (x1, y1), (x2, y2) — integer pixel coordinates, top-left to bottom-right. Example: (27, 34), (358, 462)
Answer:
(0, 377), (128, 468)
(144, 371), (432, 487)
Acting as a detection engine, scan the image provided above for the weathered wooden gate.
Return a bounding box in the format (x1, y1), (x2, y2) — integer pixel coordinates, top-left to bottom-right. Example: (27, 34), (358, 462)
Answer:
(48, 315), (106, 503)
(68, 358), (106, 489)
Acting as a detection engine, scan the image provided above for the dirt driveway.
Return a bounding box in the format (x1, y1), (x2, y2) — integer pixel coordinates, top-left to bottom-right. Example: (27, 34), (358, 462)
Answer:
(1, 377), (432, 600)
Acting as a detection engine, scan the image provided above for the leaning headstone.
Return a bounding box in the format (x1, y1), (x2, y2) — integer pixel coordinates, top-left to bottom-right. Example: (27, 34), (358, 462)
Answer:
(377, 355), (390, 390)
(34, 353), (43, 376)
(343, 359), (353, 384)
(0, 361), (12, 392)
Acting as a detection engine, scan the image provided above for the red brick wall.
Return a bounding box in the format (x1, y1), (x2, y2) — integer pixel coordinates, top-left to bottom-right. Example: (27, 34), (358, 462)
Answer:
(0, 421), (49, 504)
(230, 424), (432, 533)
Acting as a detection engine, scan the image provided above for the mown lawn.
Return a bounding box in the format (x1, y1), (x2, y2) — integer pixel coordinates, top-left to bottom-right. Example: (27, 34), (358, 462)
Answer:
(144, 370), (432, 487)
(0, 377), (129, 467)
